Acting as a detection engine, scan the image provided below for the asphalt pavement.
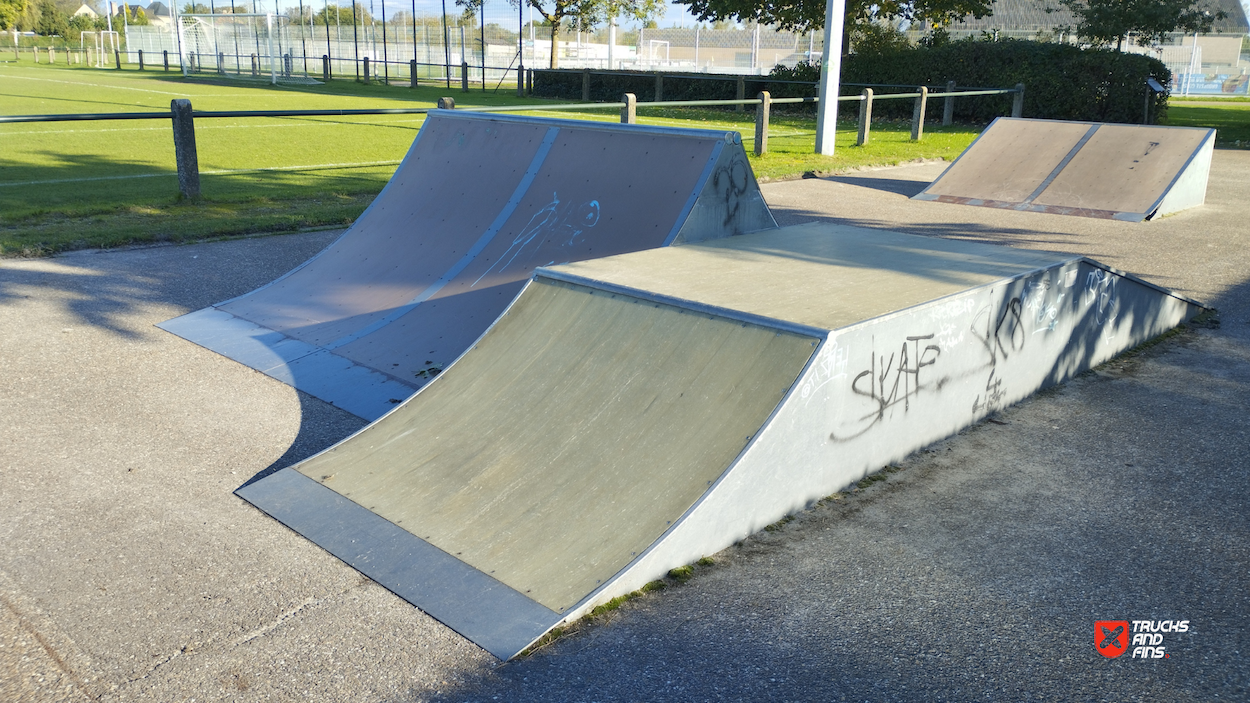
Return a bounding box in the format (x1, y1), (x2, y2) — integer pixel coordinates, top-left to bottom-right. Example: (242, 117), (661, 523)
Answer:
(1, 150), (1247, 702)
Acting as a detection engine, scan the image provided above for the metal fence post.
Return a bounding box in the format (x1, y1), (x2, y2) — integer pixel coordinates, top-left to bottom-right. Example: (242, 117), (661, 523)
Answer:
(437, 97), (455, 109)
(754, 91), (770, 156)
(170, 99), (200, 199)
(911, 86), (928, 141)
(857, 88), (873, 146)
(461, 61), (469, 92)
(735, 76), (745, 112)
(655, 73), (663, 102)
(942, 80), (955, 126)
(1012, 83), (1025, 118)
(326, 55), (333, 81)
(621, 92), (636, 124)
(582, 68), (591, 101)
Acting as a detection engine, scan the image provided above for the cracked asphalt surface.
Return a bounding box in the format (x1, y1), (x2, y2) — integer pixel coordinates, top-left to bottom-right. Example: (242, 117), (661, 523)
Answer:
(2, 150), (1247, 702)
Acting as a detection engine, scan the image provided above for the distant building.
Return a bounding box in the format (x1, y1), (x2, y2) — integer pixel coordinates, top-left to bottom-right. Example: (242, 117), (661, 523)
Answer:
(72, 3), (99, 18)
(926, 0), (1250, 95)
(144, 1), (171, 27)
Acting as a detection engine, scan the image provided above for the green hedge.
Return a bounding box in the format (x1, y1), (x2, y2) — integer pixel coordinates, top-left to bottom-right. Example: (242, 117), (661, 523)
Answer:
(533, 39), (1171, 124)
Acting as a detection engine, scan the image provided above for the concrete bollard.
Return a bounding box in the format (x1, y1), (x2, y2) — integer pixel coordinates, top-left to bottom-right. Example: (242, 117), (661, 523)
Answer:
(251, 54), (259, 76)
(582, 68), (590, 102)
(1012, 83), (1025, 118)
(170, 99), (200, 199)
(754, 91), (770, 156)
(114, 49), (121, 70)
(461, 61), (469, 92)
(363, 56), (370, 83)
(218, 52), (226, 75)
(437, 96), (455, 109)
(621, 93), (636, 124)
(857, 88), (874, 146)
(911, 86), (928, 141)
(942, 80), (955, 126)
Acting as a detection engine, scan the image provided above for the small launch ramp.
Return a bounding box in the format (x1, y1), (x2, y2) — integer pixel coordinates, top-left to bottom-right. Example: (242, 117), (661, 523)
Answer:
(159, 112), (774, 420)
(913, 117), (1215, 221)
(238, 223), (1202, 660)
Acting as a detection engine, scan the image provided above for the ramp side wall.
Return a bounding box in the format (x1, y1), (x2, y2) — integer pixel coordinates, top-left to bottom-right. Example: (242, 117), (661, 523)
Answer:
(671, 137), (777, 243)
(1151, 131), (1216, 218)
(560, 260), (1202, 626)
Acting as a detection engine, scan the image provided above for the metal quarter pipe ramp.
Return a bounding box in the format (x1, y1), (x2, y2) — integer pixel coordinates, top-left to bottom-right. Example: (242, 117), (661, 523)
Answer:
(913, 117), (1215, 221)
(237, 222), (1203, 660)
(159, 112), (775, 420)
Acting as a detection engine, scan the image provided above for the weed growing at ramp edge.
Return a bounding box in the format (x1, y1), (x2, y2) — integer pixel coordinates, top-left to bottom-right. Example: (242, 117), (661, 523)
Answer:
(2, 62), (980, 255)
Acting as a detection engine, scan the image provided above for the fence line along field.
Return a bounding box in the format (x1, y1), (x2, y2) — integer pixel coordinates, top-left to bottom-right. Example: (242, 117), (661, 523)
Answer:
(0, 61), (988, 256)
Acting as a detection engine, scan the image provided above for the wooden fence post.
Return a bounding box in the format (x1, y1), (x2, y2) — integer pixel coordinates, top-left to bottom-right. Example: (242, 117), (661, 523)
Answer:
(857, 88), (873, 146)
(754, 91), (770, 156)
(1012, 83), (1025, 118)
(170, 99), (200, 199)
(582, 68), (591, 101)
(621, 93), (636, 124)
(911, 86), (928, 141)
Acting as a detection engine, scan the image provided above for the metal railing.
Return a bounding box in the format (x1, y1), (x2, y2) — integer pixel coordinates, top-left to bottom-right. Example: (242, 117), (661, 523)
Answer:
(1, 84), (1023, 197)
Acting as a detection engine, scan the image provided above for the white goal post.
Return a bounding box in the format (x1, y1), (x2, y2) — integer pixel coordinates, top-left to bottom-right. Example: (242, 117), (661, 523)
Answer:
(176, 12), (316, 85)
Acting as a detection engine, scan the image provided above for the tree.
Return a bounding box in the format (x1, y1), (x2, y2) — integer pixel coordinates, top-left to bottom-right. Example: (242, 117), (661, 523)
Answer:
(500, 0), (662, 68)
(1, 0), (30, 30)
(35, 0), (68, 35)
(312, 2), (373, 26)
(1052, 0), (1226, 51)
(676, 0), (993, 50)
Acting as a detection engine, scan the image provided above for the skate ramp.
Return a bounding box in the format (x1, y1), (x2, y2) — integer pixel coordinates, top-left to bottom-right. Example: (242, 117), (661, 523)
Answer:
(238, 223), (1203, 660)
(159, 111), (775, 420)
(913, 117), (1215, 221)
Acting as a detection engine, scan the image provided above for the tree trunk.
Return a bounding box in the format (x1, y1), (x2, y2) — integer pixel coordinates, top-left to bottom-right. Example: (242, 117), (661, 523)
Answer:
(549, 21), (559, 68)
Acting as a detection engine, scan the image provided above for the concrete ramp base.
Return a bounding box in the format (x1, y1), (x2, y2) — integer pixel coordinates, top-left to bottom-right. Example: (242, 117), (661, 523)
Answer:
(913, 117), (1216, 221)
(238, 223), (1204, 659)
(160, 112), (774, 420)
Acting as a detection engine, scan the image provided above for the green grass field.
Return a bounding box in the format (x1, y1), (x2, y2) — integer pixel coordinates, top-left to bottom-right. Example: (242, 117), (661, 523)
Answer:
(0, 60), (984, 256)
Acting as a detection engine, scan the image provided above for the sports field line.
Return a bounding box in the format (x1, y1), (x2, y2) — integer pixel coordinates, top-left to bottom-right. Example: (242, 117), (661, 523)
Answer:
(0, 159), (401, 187)
(0, 68), (253, 97)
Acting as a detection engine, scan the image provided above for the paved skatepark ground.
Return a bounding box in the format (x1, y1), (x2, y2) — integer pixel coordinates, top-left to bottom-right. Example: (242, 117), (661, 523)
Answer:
(2, 150), (1248, 702)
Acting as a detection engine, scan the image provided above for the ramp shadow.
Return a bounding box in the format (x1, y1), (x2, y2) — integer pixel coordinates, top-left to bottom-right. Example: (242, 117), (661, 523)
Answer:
(826, 174), (933, 197)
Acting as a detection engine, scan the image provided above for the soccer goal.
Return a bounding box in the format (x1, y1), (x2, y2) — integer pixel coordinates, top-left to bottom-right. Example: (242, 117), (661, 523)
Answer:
(177, 13), (318, 85)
